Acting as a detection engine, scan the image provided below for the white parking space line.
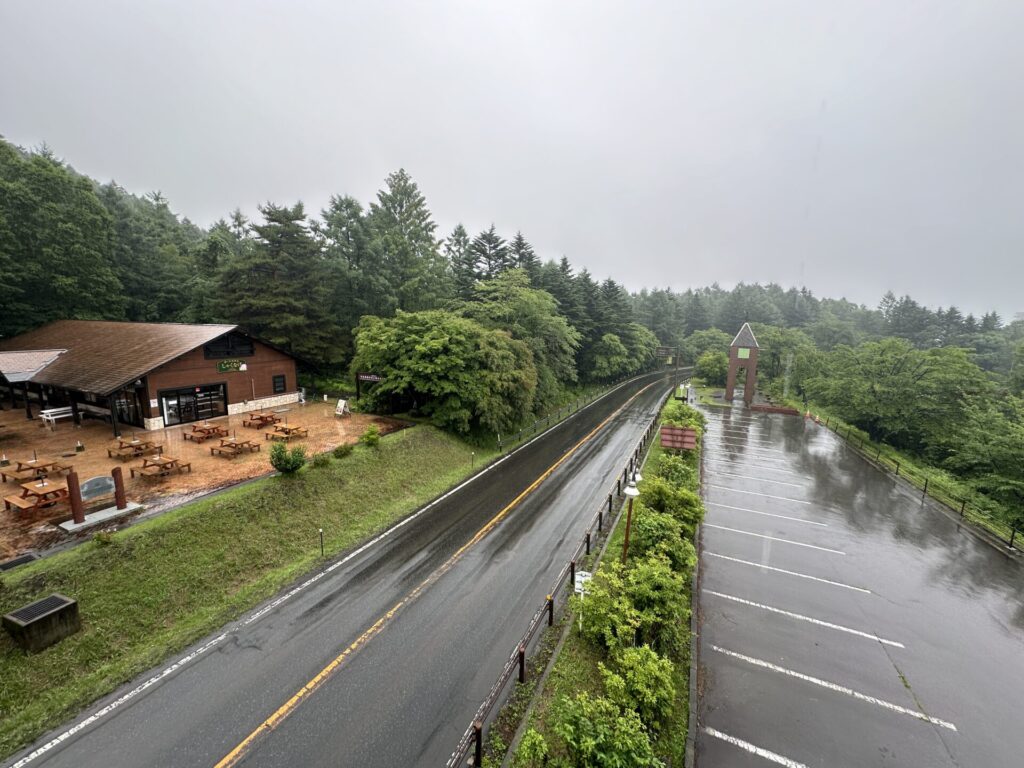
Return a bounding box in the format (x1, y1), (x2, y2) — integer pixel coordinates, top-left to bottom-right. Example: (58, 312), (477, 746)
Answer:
(707, 429), (777, 442)
(714, 453), (792, 466)
(705, 460), (805, 477)
(708, 485), (812, 505)
(705, 590), (904, 647)
(707, 470), (804, 488)
(705, 502), (826, 526)
(704, 524), (845, 554)
(703, 727), (808, 768)
(706, 552), (872, 593)
(711, 440), (790, 454)
(710, 646), (956, 731)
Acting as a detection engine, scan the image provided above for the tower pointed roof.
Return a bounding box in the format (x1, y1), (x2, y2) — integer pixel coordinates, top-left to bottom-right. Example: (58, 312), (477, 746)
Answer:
(730, 322), (759, 349)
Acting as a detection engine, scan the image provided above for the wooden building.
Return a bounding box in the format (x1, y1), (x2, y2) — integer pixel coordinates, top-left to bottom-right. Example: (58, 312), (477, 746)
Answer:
(0, 321), (299, 434)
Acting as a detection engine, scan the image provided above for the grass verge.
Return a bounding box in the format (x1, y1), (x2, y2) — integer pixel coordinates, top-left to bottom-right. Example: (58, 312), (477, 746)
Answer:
(0, 426), (495, 759)
(504, 399), (703, 768)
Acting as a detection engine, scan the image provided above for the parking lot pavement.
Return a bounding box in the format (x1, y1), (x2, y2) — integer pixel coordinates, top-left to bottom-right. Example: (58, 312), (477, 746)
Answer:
(695, 408), (1024, 767)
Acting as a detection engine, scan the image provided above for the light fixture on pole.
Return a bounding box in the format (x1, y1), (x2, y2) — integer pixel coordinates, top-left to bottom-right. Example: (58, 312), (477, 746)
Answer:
(621, 478), (640, 564)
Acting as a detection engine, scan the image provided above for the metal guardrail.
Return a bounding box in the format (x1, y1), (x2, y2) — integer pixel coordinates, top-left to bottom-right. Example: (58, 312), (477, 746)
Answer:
(446, 401), (667, 767)
(820, 416), (1022, 552)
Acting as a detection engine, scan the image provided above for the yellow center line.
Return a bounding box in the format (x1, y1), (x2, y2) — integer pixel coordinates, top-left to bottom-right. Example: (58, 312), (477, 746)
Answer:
(213, 380), (659, 768)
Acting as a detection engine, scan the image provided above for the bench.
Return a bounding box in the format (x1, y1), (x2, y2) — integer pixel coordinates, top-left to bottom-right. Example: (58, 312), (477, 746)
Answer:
(40, 407), (74, 428)
(210, 445), (241, 458)
(4, 495), (37, 512)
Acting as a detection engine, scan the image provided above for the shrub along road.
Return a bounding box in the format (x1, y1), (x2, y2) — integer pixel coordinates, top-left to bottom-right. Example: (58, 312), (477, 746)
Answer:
(4, 370), (677, 768)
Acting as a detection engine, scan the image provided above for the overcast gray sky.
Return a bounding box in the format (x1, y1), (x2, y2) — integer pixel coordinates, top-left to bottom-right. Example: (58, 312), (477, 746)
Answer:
(2, 1), (1022, 318)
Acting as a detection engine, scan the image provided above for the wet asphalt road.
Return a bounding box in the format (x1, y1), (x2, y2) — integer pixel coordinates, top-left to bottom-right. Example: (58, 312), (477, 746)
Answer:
(696, 408), (1024, 768)
(6, 372), (675, 768)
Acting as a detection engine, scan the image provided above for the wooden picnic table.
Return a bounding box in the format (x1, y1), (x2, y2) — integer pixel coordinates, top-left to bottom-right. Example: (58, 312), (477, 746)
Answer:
(243, 412), (281, 429)
(130, 455), (193, 480)
(264, 424), (309, 442)
(210, 438), (261, 458)
(107, 440), (163, 461)
(184, 424), (228, 443)
(1, 460), (71, 483)
(4, 479), (70, 513)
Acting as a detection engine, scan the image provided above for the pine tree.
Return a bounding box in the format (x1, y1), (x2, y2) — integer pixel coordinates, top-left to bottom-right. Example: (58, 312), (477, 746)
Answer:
(470, 224), (512, 279)
(445, 224), (478, 299)
(510, 231), (540, 283)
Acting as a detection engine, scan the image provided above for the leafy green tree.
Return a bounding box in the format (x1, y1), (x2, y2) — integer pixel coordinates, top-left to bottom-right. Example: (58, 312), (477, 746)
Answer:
(269, 442), (306, 474)
(695, 350), (728, 386)
(460, 270), (580, 412)
(591, 333), (632, 381)
(1009, 341), (1024, 394)
(600, 646), (676, 730)
(350, 310), (537, 434)
(553, 693), (657, 768)
(681, 328), (732, 365)
(0, 141), (124, 336)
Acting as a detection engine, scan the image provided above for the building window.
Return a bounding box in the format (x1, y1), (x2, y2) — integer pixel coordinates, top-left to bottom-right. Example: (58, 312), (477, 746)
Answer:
(204, 332), (255, 359)
(272, 374), (286, 394)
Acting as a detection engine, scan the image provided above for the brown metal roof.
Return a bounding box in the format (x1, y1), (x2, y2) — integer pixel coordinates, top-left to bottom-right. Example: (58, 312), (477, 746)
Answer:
(0, 349), (66, 383)
(730, 322), (759, 349)
(0, 321), (238, 395)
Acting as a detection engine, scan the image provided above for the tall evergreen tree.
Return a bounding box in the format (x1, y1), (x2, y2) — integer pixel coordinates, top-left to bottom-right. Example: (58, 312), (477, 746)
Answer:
(470, 224), (512, 279)
(510, 231), (541, 283)
(219, 202), (340, 366)
(445, 223), (478, 299)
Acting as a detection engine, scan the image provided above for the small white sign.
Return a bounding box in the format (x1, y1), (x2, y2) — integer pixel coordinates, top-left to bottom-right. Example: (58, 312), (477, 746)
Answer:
(150, 399), (158, 409)
(574, 571), (593, 594)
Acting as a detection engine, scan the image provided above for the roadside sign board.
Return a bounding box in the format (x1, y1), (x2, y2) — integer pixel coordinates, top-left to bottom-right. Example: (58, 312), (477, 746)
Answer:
(574, 571), (592, 594)
(357, 372), (383, 383)
(660, 425), (697, 450)
(654, 346), (677, 358)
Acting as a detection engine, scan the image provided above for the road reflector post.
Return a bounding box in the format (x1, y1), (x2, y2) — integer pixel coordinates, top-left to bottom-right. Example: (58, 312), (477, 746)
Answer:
(547, 594), (554, 626)
(518, 645), (526, 684)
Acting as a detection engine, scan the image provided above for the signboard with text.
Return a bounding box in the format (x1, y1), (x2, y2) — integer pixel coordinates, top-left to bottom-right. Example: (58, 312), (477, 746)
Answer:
(216, 359), (245, 373)
(654, 346), (677, 358)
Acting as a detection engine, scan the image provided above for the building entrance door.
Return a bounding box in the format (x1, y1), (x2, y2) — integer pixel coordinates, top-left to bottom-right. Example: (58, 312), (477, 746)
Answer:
(160, 383), (227, 426)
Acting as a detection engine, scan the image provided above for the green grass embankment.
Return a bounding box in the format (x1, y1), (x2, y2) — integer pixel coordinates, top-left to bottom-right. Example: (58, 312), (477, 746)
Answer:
(0, 426), (495, 759)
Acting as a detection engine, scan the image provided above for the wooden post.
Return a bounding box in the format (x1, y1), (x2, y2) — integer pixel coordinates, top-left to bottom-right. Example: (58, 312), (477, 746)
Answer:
(112, 466), (127, 510)
(473, 721), (483, 767)
(67, 471), (85, 525)
(24, 384), (33, 420)
(518, 645), (526, 684)
(70, 398), (81, 427)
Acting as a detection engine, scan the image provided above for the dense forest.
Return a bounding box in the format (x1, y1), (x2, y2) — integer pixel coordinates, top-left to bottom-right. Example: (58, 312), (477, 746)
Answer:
(2, 138), (1023, 529)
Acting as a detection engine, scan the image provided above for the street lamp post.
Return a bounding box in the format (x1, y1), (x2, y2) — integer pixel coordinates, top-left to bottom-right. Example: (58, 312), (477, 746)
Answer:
(621, 470), (642, 564)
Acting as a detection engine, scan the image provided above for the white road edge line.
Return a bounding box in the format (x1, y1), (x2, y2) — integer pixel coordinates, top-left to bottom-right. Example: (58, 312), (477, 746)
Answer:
(710, 645), (955, 731)
(705, 502), (826, 526)
(708, 485), (812, 505)
(704, 524), (844, 554)
(6, 375), (657, 768)
(705, 590), (904, 647)
(706, 552), (871, 593)
(703, 727), (808, 768)
(8, 632), (229, 768)
(707, 470), (804, 488)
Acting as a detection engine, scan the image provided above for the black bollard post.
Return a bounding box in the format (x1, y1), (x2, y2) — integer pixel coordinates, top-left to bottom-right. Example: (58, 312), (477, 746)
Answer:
(570, 560), (576, 588)
(473, 721), (483, 766)
(547, 594), (554, 626)
(518, 645), (526, 683)
(586, 531), (591, 555)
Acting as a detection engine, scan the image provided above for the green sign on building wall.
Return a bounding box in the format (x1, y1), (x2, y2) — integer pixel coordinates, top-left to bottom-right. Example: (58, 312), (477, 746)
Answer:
(737, 348), (750, 360)
(216, 359), (245, 373)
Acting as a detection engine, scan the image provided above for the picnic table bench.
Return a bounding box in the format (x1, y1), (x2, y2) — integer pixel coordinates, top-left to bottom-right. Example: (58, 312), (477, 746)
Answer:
(210, 438), (260, 458)
(264, 425), (309, 442)
(4, 480), (70, 514)
(243, 412), (281, 429)
(107, 440), (163, 461)
(1, 460), (72, 484)
(130, 456), (192, 480)
(184, 425), (228, 443)
(40, 407), (74, 428)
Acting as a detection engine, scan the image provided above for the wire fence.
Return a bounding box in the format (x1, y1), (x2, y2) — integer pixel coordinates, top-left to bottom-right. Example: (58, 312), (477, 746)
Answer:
(818, 415), (1022, 552)
(446, 404), (666, 767)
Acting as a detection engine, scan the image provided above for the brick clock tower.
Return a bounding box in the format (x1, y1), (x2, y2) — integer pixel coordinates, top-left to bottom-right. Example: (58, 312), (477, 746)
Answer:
(724, 323), (759, 407)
